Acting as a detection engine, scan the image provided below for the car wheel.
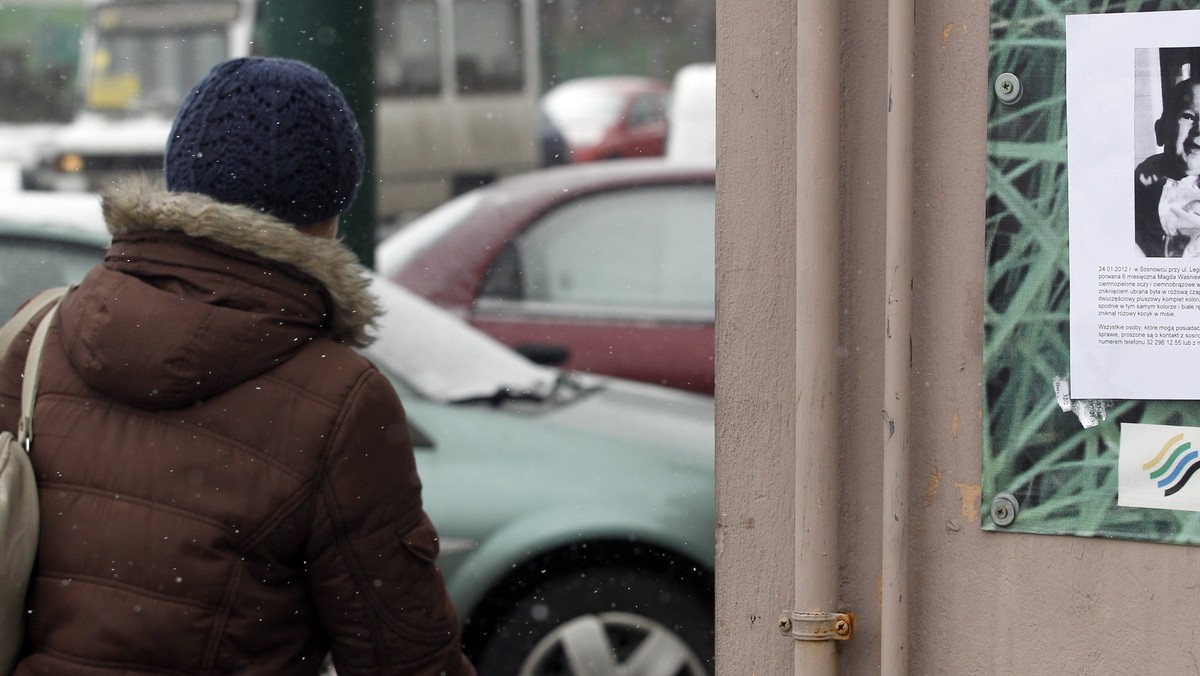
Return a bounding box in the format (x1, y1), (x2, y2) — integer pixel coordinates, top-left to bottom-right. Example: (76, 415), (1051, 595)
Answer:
(474, 566), (712, 676)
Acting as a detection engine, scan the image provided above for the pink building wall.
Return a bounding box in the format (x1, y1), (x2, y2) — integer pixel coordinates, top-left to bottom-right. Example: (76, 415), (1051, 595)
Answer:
(716, 0), (1197, 672)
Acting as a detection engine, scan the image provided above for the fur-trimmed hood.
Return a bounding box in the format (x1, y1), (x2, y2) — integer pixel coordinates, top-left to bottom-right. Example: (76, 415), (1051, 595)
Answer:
(54, 179), (382, 410)
(101, 179), (380, 346)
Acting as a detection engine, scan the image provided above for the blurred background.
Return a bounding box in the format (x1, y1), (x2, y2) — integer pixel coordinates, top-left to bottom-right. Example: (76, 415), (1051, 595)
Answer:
(0, 0), (718, 393)
(0, 3), (718, 672)
(0, 0), (715, 213)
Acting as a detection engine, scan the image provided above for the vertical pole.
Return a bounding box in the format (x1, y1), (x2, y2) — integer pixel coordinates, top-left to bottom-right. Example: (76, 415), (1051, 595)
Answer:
(881, 0), (914, 673)
(259, 0), (377, 268)
(794, 0), (840, 673)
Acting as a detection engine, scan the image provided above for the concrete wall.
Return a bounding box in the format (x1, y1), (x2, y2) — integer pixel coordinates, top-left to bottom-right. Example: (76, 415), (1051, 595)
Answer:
(713, 0), (795, 670)
(716, 0), (1200, 672)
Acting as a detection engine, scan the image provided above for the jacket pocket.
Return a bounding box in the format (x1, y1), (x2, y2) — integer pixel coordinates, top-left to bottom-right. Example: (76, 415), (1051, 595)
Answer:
(399, 516), (440, 564)
(352, 511), (458, 646)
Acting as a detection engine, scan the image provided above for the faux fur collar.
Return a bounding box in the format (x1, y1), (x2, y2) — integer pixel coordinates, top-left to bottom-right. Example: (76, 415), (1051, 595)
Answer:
(101, 178), (381, 347)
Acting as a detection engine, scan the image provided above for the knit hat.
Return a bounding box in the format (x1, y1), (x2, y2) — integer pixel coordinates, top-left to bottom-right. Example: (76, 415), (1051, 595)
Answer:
(165, 57), (365, 226)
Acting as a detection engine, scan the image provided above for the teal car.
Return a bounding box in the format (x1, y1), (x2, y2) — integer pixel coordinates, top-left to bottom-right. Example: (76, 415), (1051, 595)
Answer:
(0, 193), (715, 675)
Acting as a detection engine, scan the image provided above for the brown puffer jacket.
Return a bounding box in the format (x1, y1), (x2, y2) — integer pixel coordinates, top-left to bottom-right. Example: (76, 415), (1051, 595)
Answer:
(0, 183), (475, 675)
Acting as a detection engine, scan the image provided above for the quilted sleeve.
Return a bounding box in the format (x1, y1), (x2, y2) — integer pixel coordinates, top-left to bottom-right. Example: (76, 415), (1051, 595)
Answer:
(305, 367), (475, 676)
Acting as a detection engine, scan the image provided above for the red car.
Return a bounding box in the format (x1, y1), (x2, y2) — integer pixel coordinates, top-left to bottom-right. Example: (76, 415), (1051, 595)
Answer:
(540, 76), (670, 162)
(376, 159), (715, 394)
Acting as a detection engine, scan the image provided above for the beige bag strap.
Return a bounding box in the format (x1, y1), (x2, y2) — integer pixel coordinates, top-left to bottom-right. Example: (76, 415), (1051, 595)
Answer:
(0, 287), (67, 359)
(0, 287), (69, 451)
(17, 302), (61, 451)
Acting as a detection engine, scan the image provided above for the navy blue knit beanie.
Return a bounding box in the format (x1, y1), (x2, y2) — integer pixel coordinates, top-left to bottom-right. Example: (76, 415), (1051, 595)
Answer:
(165, 57), (364, 226)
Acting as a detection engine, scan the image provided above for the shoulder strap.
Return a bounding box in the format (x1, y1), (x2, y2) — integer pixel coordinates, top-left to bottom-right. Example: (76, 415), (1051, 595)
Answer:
(0, 287), (69, 359)
(0, 287), (69, 451)
(17, 302), (60, 451)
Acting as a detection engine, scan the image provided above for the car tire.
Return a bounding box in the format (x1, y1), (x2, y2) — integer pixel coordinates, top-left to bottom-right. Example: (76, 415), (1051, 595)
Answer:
(473, 566), (712, 676)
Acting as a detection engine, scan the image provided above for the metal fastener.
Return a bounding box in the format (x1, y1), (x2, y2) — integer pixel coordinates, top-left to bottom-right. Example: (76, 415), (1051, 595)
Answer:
(995, 72), (1022, 105)
(778, 614), (792, 634)
(990, 492), (1019, 527)
(781, 611), (854, 642)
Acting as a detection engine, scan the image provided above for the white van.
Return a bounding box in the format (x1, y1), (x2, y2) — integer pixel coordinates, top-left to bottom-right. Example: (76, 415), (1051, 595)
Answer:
(665, 62), (715, 166)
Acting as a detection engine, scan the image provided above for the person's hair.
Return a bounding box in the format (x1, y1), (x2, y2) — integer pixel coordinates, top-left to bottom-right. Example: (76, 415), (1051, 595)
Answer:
(1155, 77), (1200, 148)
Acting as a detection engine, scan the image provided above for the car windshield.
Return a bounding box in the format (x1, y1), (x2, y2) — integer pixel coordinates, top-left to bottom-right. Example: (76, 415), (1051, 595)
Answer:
(542, 84), (626, 130)
(364, 275), (562, 403)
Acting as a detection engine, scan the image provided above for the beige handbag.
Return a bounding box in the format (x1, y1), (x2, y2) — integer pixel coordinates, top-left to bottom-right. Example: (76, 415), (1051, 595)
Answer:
(0, 287), (67, 674)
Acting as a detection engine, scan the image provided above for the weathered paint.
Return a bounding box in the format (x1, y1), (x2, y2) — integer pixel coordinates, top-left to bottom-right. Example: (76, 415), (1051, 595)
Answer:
(925, 468), (942, 506)
(955, 482), (982, 525)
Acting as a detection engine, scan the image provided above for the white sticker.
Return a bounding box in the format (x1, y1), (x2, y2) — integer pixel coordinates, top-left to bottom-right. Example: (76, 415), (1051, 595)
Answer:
(1054, 376), (1072, 412)
(1119, 423), (1200, 512)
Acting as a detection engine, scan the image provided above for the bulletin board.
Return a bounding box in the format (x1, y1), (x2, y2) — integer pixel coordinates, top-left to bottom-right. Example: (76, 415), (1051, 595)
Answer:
(984, 0), (1200, 542)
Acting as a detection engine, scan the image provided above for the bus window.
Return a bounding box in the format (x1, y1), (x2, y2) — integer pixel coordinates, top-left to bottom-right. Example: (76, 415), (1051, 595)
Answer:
(376, 0), (442, 96)
(454, 0), (523, 94)
(88, 2), (235, 115)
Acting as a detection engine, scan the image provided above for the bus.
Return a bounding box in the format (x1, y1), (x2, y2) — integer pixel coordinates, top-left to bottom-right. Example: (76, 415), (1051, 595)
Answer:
(0, 0), (86, 190)
(23, 0), (543, 221)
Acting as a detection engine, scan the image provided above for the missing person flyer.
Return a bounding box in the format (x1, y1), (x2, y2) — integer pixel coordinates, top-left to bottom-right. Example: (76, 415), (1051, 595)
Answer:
(1067, 10), (1200, 400)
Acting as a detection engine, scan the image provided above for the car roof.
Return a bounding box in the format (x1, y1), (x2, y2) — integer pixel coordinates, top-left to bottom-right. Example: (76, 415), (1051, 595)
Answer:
(477, 157), (713, 202)
(544, 75), (669, 95)
(0, 190), (110, 247)
(466, 158), (714, 226)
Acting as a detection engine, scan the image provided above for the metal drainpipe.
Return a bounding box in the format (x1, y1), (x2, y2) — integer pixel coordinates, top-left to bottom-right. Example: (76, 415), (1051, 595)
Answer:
(881, 0), (915, 673)
(794, 0), (841, 673)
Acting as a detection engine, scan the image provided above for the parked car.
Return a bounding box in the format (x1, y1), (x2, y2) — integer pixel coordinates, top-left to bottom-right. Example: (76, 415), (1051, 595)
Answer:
(540, 76), (670, 162)
(376, 158), (716, 394)
(0, 192), (716, 675)
(0, 192), (108, 320)
(0, 123), (67, 191)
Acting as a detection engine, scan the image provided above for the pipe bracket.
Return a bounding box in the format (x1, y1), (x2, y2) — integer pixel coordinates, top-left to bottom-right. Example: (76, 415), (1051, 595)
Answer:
(779, 611), (855, 641)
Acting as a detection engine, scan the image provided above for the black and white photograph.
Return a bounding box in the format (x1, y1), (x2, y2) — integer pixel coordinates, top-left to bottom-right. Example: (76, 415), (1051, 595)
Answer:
(1067, 9), (1200, 400)
(1134, 47), (1200, 258)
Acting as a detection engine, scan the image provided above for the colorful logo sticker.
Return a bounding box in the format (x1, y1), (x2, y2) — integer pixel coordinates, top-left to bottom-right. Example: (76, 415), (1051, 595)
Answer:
(1119, 423), (1200, 512)
(1141, 433), (1200, 497)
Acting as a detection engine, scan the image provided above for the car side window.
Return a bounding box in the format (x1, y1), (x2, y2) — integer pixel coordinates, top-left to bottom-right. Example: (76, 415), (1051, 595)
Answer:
(627, 93), (666, 128)
(480, 241), (524, 300)
(480, 185), (715, 314)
